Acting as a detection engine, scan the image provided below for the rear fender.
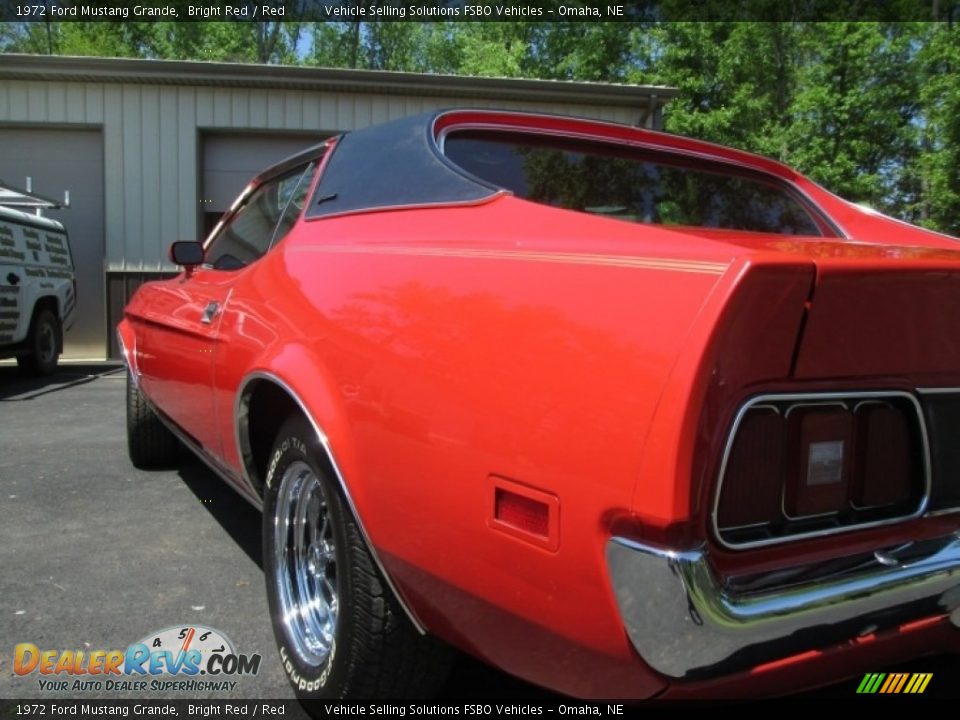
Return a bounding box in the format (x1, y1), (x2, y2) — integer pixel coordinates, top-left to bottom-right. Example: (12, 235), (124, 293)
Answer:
(630, 256), (816, 538)
(235, 344), (427, 634)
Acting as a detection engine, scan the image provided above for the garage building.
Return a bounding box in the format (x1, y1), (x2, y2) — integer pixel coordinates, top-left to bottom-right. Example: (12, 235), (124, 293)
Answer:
(0, 54), (676, 359)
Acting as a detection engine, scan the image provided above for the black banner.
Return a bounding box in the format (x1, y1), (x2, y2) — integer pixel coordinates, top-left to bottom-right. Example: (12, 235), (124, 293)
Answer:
(1, 0), (958, 23)
(0, 699), (704, 719)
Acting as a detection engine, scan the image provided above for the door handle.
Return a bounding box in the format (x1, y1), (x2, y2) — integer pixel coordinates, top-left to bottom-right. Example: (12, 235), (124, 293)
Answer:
(6, 273), (19, 285)
(201, 301), (220, 325)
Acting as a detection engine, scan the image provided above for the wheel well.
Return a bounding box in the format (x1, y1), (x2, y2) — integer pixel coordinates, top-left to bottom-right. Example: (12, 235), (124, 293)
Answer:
(34, 296), (59, 318)
(239, 378), (348, 499)
(238, 379), (300, 497)
(237, 375), (428, 635)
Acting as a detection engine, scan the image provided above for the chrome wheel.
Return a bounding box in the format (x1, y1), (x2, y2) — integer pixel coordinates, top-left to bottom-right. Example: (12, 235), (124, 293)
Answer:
(264, 416), (452, 698)
(274, 460), (339, 667)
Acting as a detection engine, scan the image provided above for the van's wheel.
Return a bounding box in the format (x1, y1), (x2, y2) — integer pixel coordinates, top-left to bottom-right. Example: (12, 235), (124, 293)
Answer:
(126, 368), (179, 468)
(17, 308), (60, 376)
(263, 415), (451, 699)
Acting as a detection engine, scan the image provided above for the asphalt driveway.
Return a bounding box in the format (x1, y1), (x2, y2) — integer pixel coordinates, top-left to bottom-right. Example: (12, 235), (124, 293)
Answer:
(0, 364), (305, 705)
(1, 364), (956, 705)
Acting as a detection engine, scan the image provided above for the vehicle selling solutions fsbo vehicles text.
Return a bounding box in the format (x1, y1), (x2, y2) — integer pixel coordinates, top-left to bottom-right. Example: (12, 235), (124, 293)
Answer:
(317, 3), (624, 18)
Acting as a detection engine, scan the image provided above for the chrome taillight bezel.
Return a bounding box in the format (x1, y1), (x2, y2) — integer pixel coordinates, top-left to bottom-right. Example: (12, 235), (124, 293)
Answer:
(712, 391), (932, 551)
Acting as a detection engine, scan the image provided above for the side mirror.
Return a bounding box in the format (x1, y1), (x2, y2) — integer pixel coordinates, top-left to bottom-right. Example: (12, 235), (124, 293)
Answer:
(169, 241), (204, 275)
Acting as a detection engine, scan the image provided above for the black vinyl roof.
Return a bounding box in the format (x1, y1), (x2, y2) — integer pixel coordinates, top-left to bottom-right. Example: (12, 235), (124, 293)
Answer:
(305, 112), (502, 220)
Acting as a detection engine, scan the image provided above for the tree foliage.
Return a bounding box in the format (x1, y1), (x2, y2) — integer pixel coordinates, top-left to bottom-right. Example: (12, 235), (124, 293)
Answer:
(2, 18), (960, 234)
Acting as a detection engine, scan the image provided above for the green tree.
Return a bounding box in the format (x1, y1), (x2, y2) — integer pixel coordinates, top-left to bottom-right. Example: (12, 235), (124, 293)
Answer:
(308, 22), (455, 72)
(782, 23), (922, 217)
(631, 22), (935, 226)
(528, 23), (636, 82)
(629, 22), (801, 154)
(916, 21), (960, 234)
(456, 22), (532, 77)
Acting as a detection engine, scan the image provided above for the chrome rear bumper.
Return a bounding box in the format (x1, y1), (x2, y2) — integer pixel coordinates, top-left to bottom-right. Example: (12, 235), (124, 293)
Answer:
(606, 532), (960, 679)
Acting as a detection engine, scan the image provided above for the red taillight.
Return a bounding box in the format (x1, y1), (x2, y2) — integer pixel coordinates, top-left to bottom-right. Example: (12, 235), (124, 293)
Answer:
(852, 403), (915, 508)
(784, 405), (853, 517)
(715, 394), (926, 547)
(717, 407), (784, 529)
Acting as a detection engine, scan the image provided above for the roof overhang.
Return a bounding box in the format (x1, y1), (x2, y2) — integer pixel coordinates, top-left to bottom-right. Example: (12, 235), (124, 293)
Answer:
(0, 54), (677, 109)
(0, 180), (64, 209)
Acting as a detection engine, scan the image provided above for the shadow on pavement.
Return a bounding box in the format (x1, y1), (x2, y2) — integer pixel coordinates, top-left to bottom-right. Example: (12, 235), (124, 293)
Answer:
(176, 456), (264, 570)
(0, 362), (124, 401)
(439, 654), (557, 699)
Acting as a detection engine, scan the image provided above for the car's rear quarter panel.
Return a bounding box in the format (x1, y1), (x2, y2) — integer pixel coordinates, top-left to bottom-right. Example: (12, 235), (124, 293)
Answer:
(207, 197), (755, 696)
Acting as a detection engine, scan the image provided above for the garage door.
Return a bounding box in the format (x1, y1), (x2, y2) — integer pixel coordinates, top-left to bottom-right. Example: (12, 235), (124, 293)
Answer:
(202, 132), (324, 238)
(0, 128), (105, 359)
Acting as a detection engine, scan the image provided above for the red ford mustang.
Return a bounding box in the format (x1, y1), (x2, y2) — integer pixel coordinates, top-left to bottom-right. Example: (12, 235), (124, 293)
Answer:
(118, 109), (960, 700)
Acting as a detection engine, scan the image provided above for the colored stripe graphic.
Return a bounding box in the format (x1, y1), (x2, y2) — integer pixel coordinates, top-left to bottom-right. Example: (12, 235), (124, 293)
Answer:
(857, 672), (932, 694)
(892, 673), (910, 693)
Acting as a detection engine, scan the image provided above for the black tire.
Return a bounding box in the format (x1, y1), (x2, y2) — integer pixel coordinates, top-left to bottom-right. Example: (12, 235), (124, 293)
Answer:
(263, 415), (451, 700)
(17, 307), (60, 376)
(126, 368), (179, 468)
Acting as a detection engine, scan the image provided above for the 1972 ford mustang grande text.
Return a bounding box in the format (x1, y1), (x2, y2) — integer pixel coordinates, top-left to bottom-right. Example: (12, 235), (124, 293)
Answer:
(118, 110), (960, 699)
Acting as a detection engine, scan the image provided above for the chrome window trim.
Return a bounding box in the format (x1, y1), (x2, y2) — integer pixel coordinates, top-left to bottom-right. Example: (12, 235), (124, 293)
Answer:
(301, 191), (509, 224)
(234, 371), (427, 636)
(712, 391), (932, 551)
(203, 141), (333, 251)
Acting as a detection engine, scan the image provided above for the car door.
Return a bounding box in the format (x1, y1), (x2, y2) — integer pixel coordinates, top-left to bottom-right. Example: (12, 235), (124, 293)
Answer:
(137, 162), (316, 456)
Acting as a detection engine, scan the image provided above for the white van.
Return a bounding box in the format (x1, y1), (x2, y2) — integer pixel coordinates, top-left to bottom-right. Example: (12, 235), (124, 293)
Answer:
(0, 205), (76, 375)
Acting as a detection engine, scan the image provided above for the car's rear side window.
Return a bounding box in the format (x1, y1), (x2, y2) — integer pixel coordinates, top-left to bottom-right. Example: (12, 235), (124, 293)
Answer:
(444, 131), (827, 237)
(205, 161), (317, 271)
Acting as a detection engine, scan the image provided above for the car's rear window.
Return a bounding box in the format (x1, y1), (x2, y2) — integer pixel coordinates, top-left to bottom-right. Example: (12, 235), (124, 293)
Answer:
(443, 131), (827, 237)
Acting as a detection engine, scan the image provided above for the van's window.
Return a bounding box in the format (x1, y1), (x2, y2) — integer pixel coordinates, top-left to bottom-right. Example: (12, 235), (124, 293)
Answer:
(205, 162), (316, 271)
(444, 131), (826, 237)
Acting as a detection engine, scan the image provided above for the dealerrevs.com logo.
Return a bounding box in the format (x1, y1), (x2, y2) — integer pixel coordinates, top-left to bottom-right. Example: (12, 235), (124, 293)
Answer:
(14, 625), (261, 693)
